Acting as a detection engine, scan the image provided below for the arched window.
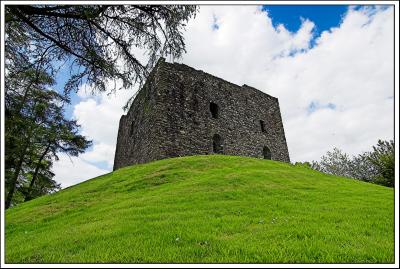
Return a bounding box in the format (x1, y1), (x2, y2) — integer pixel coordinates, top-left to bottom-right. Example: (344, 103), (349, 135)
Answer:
(210, 102), (219, 119)
(263, 146), (271, 160)
(212, 134), (223, 154)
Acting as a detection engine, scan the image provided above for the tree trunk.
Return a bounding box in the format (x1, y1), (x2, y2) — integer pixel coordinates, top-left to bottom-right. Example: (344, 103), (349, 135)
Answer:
(24, 143), (51, 202)
(5, 99), (39, 209)
(5, 148), (27, 209)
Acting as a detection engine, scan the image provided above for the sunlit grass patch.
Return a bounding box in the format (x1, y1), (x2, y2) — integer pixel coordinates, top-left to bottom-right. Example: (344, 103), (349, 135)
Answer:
(5, 155), (394, 263)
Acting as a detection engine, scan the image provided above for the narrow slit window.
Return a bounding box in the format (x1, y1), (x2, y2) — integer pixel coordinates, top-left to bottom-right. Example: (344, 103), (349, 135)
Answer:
(210, 102), (219, 119)
(129, 122), (135, 136)
(260, 120), (266, 133)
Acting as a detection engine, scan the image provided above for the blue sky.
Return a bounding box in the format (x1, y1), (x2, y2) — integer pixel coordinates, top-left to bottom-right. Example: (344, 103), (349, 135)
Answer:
(53, 59), (86, 119)
(262, 5), (348, 36)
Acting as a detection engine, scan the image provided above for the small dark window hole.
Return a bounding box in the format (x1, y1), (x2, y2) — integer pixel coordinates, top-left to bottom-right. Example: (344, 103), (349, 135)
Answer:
(129, 122), (135, 136)
(210, 102), (219, 119)
(263, 146), (271, 160)
(260, 120), (266, 133)
(212, 134), (223, 154)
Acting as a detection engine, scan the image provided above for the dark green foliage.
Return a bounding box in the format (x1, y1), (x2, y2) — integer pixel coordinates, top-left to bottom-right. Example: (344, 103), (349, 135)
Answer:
(350, 152), (380, 183)
(312, 140), (395, 187)
(5, 64), (91, 208)
(5, 5), (197, 99)
(5, 155), (394, 263)
(367, 140), (395, 187)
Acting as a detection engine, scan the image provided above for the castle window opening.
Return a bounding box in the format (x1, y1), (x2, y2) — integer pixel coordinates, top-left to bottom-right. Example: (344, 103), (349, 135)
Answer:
(129, 121), (135, 137)
(260, 120), (266, 133)
(210, 102), (219, 119)
(263, 146), (271, 160)
(213, 134), (223, 154)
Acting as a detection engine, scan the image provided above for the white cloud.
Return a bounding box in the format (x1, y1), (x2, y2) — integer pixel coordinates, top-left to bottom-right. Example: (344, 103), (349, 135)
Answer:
(73, 85), (135, 165)
(52, 154), (109, 188)
(53, 5), (395, 187)
(80, 143), (116, 167)
(52, 83), (136, 186)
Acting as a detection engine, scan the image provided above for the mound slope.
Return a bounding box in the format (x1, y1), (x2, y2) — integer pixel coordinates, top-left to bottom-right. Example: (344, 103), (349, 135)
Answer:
(5, 155), (394, 263)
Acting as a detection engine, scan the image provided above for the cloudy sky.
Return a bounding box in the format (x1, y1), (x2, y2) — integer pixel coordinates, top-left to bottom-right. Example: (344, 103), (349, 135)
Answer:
(52, 5), (395, 188)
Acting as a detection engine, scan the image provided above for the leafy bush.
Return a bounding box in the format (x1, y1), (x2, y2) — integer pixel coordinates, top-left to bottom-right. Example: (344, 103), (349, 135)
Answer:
(311, 140), (394, 187)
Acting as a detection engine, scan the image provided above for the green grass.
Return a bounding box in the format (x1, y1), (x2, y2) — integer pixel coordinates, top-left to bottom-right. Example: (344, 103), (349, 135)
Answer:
(5, 155), (394, 263)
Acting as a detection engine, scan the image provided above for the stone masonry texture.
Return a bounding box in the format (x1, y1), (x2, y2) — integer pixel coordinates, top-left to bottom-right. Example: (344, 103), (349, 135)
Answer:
(113, 58), (290, 170)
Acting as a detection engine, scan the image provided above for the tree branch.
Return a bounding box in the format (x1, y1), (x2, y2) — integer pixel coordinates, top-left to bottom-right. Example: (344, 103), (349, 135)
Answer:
(11, 8), (102, 70)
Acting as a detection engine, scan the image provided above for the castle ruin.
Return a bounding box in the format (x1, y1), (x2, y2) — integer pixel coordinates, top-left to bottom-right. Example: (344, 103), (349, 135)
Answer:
(113, 58), (290, 170)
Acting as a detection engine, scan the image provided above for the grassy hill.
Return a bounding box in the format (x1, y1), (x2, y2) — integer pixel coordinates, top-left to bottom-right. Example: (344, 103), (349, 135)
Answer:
(5, 155), (394, 263)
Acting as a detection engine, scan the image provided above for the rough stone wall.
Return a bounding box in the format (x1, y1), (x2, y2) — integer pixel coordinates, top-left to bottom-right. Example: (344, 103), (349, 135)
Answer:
(113, 58), (290, 170)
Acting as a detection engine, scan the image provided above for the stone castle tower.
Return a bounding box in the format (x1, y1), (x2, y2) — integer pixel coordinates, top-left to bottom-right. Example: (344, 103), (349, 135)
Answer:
(113, 58), (290, 170)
